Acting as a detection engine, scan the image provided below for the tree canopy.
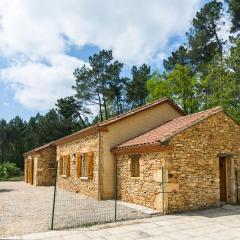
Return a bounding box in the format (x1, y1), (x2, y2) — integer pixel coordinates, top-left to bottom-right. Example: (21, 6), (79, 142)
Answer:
(0, 0), (239, 169)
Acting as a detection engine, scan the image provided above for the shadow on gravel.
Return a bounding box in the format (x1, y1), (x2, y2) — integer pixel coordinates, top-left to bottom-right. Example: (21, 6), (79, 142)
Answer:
(0, 189), (14, 193)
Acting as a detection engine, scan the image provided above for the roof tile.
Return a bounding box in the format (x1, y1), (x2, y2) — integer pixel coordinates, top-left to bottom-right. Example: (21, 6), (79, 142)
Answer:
(116, 107), (222, 149)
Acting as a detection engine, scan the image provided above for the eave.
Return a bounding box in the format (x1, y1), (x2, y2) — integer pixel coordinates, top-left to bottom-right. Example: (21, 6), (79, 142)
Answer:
(111, 143), (173, 155)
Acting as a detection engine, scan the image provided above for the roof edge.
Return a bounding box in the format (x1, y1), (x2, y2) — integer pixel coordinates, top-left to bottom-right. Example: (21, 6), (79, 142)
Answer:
(52, 97), (185, 145)
(113, 106), (223, 152)
(160, 106), (223, 143)
(98, 97), (186, 128)
(23, 97), (185, 153)
(54, 125), (100, 145)
(111, 143), (172, 155)
(23, 142), (55, 156)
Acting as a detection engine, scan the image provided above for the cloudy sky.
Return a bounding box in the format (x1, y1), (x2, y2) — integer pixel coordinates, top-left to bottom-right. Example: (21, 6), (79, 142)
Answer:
(0, 0), (208, 121)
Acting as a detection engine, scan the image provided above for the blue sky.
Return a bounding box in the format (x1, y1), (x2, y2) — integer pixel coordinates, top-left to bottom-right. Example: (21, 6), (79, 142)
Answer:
(0, 0), (208, 121)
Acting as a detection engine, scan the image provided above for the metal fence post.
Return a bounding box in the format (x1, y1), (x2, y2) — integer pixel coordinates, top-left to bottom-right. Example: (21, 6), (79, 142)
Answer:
(114, 155), (117, 221)
(162, 166), (164, 215)
(51, 160), (58, 230)
(236, 170), (239, 204)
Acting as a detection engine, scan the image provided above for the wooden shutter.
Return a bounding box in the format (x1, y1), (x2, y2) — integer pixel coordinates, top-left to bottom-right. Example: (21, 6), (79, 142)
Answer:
(131, 155), (140, 177)
(88, 152), (94, 179)
(66, 155), (71, 177)
(77, 153), (81, 178)
(59, 157), (63, 175)
(25, 159), (28, 183)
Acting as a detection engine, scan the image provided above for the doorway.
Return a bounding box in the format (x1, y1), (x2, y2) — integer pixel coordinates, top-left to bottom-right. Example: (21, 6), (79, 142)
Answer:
(28, 159), (34, 185)
(219, 157), (227, 203)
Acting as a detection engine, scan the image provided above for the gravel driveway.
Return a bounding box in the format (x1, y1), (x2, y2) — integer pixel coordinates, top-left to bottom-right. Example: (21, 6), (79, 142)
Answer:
(0, 181), (53, 237)
(0, 181), (149, 237)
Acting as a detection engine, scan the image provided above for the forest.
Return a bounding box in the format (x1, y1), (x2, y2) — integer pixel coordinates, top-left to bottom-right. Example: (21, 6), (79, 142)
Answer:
(0, 0), (239, 169)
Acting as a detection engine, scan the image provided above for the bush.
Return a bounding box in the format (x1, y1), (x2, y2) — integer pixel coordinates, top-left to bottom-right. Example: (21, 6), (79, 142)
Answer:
(0, 162), (21, 180)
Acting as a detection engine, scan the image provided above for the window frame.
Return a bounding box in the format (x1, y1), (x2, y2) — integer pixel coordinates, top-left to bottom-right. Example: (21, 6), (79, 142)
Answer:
(61, 156), (67, 177)
(80, 153), (88, 179)
(130, 154), (140, 178)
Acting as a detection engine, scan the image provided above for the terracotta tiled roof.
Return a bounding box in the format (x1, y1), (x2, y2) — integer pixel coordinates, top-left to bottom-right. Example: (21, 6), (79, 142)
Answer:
(23, 141), (55, 156)
(23, 97), (185, 153)
(116, 107), (223, 149)
(98, 97), (185, 127)
(53, 97), (185, 145)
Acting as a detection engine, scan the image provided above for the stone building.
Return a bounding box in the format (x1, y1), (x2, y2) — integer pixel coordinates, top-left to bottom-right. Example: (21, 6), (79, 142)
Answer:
(23, 97), (240, 214)
(24, 143), (56, 186)
(54, 97), (184, 199)
(112, 107), (240, 213)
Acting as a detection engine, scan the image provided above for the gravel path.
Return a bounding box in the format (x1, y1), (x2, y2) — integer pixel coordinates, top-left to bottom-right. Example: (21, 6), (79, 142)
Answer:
(0, 181), (53, 237)
(0, 181), (149, 237)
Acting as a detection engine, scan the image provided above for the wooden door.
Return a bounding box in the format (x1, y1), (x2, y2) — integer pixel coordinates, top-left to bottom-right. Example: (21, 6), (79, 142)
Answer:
(219, 157), (227, 202)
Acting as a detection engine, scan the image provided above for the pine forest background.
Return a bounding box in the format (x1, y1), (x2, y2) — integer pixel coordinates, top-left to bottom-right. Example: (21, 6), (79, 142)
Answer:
(0, 0), (239, 169)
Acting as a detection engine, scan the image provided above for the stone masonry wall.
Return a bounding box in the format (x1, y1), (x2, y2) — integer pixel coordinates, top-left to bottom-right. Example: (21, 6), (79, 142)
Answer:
(24, 145), (56, 186)
(36, 146), (56, 186)
(56, 133), (99, 199)
(167, 111), (240, 213)
(117, 152), (170, 212)
(117, 111), (240, 213)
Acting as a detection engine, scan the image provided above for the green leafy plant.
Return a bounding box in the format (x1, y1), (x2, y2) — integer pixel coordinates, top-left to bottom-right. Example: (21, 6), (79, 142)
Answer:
(0, 162), (21, 180)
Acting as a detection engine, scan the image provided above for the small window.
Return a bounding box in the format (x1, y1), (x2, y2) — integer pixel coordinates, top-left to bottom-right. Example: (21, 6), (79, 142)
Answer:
(49, 162), (55, 169)
(62, 157), (66, 175)
(81, 153), (88, 177)
(130, 155), (140, 177)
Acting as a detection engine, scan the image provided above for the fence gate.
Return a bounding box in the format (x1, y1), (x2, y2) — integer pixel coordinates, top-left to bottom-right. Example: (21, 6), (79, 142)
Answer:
(51, 161), (153, 230)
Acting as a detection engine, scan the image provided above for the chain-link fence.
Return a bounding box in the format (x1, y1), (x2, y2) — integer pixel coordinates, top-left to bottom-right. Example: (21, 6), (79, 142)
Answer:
(51, 161), (151, 230)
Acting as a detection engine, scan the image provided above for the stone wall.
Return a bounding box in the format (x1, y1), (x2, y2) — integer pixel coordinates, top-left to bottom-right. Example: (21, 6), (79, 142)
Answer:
(117, 152), (170, 212)
(167, 111), (240, 213)
(24, 145), (56, 186)
(35, 146), (56, 186)
(56, 133), (99, 199)
(101, 102), (183, 199)
(117, 111), (240, 213)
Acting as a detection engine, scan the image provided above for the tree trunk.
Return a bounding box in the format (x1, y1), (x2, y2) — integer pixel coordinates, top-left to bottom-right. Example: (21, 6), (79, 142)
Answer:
(116, 96), (120, 115)
(77, 113), (86, 128)
(97, 91), (103, 122)
(103, 96), (108, 120)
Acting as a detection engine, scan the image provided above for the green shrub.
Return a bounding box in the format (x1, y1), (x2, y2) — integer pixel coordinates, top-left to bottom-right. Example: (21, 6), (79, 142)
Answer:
(0, 162), (21, 180)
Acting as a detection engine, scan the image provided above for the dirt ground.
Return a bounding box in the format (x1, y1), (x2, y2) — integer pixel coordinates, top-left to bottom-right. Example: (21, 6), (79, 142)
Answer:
(0, 181), (148, 237)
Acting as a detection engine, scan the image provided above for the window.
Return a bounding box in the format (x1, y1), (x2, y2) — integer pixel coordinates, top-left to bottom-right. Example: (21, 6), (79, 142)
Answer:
(62, 157), (66, 175)
(77, 152), (94, 179)
(59, 155), (70, 177)
(130, 155), (140, 177)
(81, 153), (88, 177)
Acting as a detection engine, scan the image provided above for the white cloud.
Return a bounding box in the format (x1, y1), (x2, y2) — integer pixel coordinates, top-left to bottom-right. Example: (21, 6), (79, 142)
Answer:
(0, 0), (202, 110)
(1, 55), (85, 109)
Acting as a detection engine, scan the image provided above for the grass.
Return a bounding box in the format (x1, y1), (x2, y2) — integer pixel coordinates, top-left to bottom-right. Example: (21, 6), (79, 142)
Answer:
(0, 171), (24, 181)
(5, 175), (24, 181)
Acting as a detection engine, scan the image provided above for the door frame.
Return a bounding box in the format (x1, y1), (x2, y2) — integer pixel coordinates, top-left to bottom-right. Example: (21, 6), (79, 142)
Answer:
(219, 157), (227, 203)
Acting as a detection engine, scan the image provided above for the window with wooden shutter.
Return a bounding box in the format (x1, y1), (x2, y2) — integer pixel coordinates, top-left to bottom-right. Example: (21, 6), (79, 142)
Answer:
(88, 152), (94, 179)
(81, 153), (88, 177)
(76, 153), (81, 177)
(59, 157), (63, 175)
(130, 155), (140, 177)
(66, 155), (70, 177)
